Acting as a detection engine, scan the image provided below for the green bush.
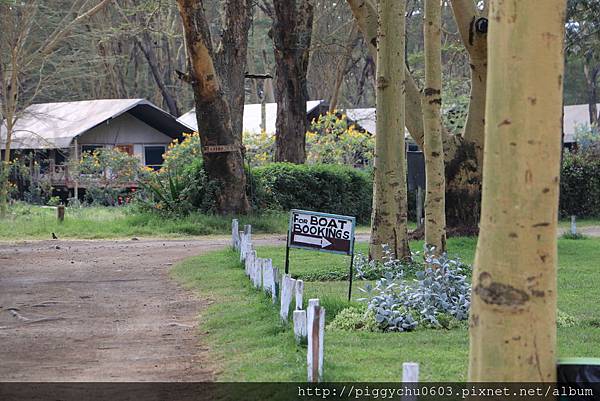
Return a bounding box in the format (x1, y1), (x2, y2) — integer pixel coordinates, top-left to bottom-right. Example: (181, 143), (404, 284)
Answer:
(251, 163), (373, 223)
(327, 306), (379, 332)
(560, 151), (600, 218)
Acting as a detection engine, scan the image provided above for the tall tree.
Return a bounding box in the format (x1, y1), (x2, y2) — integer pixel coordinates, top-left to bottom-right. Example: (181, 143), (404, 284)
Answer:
(469, 0), (566, 381)
(346, 0), (488, 231)
(176, 0), (250, 214)
(269, 0), (314, 164)
(423, 0), (446, 254)
(0, 0), (112, 217)
(566, 0), (600, 125)
(369, 0), (409, 260)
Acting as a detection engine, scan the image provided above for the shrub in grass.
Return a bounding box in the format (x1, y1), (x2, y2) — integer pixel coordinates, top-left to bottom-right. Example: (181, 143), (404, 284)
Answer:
(560, 232), (588, 240)
(327, 306), (378, 332)
(560, 150), (600, 218)
(251, 163), (372, 223)
(557, 309), (578, 328)
(360, 246), (471, 331)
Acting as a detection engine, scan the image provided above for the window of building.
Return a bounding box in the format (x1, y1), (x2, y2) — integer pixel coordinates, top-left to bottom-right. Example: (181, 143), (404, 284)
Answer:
(144, 145), (166, 170)
(81, 145), (104, 154)
(115, 144), (134, 156)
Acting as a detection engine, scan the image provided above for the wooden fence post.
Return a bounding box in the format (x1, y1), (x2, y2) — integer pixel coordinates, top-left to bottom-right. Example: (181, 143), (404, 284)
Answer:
(401, 362), (419, 401)
(279, 274), (296, 322)
(307, 299), (325, 382)
(254, 258), (264, 289)
(295, 279), (304, 310)
(293, 309), (307, 344)
(232, 219), (239, 249)
(245, 249), (255, 276)
(272, 267), (280, 302)
(262, 259), (274, 295)
(57, 205), (65, 222)
(239, 233), (246, 262)
(244, 224), (252, 241)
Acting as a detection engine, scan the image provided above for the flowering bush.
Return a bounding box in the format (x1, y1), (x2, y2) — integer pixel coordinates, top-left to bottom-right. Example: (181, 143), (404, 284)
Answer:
(307, 112), (374, 166)
(242, 112), (374, 167)
(162, 132), (201, 172)
(77, 148), (146, 205)
(244, 130), (275, 166)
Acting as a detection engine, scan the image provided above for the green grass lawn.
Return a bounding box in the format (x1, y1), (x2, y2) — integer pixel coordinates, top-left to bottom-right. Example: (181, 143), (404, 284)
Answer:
(172, 237), (600, 382)
(0, 203), (289, 239)
(0, 203), (381, 240)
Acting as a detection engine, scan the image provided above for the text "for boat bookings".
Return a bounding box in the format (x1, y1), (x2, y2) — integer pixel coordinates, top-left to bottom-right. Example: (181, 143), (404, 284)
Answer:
(288, 210), (355, 255)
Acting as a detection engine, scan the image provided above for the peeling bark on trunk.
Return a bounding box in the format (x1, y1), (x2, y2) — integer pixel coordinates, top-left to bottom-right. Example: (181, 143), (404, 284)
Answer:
(469, 0), (566, 381)
(423, 0), (446, 254)
(176, 0), (250, 214)
(214, 0), (252, 141)
(369, 0), (409, 260)
(271, 0), (313, 164)
(347, 0), (486, 232)
(423, 0), (446, 255)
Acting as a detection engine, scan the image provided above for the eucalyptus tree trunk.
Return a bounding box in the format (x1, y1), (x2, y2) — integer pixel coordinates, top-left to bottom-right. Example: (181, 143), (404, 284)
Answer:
(176, 0), (250, 214)
(347, 0), (488, 232)
(369, 0), (409, 260)
(271, 0), (313, 164)
(469, 0), (566, 382)
(422, 0), (446, 254)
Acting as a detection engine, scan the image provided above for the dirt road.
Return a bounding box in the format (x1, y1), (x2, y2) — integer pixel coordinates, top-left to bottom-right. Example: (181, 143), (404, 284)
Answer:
(0, 237), (281, 381)
(1, 227), (597, 382)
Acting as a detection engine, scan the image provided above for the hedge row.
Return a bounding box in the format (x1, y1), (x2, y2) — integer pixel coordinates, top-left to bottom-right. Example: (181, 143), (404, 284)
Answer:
(250, 163), (373, 223)
(560, 151), (600, 218)
(192, 155), (598, 223)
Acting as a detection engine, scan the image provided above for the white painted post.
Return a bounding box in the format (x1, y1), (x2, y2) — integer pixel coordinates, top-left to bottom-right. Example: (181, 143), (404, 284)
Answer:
(307, 299), (325, 382)
(279, 274), (296, 321)
(402, 362), (419, 382)
(401, 362), (419, 401)
(232, 219), (239, 249)
(571, 215), (577, 235)
(255, 258), (263, 289)
(293, 309), (307, 344)
(295, 279), (304, 310)
(239, 233), (247, 262)
(245, 250), (256, 276)
(262, 259), (274, 294)
(244, 224), (252, 241)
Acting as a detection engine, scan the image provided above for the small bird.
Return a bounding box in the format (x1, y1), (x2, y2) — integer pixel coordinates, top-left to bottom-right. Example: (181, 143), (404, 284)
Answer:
(52, 232), (58, 240)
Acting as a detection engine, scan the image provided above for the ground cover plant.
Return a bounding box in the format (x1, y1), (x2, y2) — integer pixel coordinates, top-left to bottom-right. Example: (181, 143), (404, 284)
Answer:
(172, 237), (600, 381)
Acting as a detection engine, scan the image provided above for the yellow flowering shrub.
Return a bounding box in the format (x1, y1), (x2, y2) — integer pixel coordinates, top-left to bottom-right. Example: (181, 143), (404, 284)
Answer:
(306, 111), (374, 166)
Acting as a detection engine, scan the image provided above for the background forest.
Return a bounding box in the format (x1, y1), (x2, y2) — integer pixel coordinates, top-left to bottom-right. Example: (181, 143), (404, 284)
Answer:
(2, 0), (595, 123)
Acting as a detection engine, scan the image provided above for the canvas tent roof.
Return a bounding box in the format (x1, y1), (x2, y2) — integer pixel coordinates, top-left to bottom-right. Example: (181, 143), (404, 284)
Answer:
(563, 103), (599, 143)
(0, 98), (192, 150)
(178, 100), (326, 134)
(344, 108), (376, 135)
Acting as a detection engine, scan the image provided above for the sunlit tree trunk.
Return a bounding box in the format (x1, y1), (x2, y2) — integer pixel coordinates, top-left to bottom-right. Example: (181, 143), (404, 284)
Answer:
(176, 0), (250, 214)
(422, 0), (446, 254)
(469, 0), (566, 382)
(347, 0), (488, 232)
(369, 0), (409, 260)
